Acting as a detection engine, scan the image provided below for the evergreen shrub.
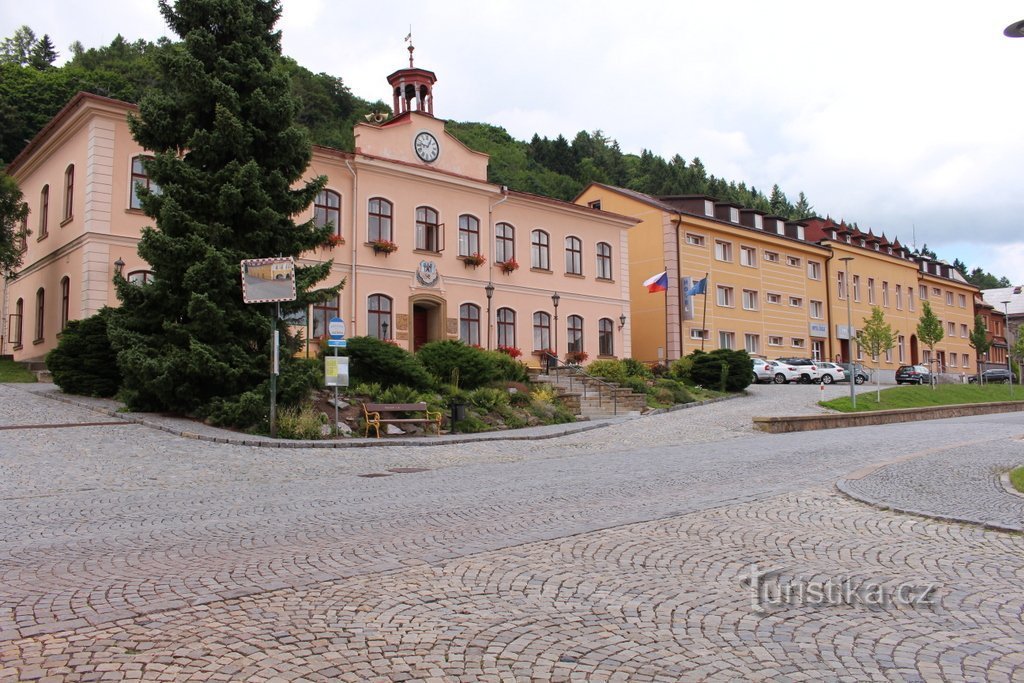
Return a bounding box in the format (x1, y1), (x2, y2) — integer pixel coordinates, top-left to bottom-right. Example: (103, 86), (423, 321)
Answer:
(416, 340), (496, 389)
(46, 307), (121, 397)
(343, 336), (432, 390)
(689, 349), (752, 391)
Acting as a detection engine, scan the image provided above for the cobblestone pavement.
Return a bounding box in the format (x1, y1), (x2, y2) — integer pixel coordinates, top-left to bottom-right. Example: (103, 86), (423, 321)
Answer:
(838, 437), (1024, 531)
(2, 382), (1023, 681)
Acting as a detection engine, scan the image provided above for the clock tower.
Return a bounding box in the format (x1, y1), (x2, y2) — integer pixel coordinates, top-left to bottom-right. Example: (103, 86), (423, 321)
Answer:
(386, 41), (437, 117)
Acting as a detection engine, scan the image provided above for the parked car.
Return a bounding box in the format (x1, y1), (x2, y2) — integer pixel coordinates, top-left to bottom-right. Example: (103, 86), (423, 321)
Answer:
(895, 364), (931, 385)
(815, 361), (846, 385)
(771, 358), (820, 384)
(751, 358), (775, 384)
(968, 368), (1018, 384)
(836, 362), (870, 385)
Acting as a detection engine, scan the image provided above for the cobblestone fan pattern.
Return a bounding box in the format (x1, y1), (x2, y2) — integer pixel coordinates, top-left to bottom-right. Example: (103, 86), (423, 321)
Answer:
(839, 440), (1024, 531)
(2, 489), (1023, 682)
(2, 383), (1024, 680)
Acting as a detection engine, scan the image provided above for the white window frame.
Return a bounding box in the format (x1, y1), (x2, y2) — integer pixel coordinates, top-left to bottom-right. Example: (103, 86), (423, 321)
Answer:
(745, 333), (760, 354)
(690, 328), (709, 340)
(742, 289), (758, 310)
(791, 338), (806, 349)
(789, 296), (803, 308)
(716, 285), (734, 307)
(807, 261), (821, 280)
(763, 250), (780, 263)
(786, 255), (802, 268)
(714, 240), (732, 262)
(766, 292), (782, 305)
(768, 336), (784, 347)
(810, 300), (823, 319)
(686, 233), (705, 247)
(719, 331), (735, 350)
(740, 246), (757, 267)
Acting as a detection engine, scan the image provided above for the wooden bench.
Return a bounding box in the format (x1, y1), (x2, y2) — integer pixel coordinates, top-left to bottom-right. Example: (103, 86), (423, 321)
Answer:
(361, 402), (443, 438)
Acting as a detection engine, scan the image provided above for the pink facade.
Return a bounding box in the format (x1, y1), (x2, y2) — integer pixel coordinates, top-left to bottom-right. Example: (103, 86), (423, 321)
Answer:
(5, 65), (636, 367)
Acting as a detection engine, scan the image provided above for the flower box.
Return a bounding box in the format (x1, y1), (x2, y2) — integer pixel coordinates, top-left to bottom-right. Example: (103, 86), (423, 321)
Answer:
(498, 258), (519, 274)
(462, 252), (486, 267)
(370, 239), (398, 255)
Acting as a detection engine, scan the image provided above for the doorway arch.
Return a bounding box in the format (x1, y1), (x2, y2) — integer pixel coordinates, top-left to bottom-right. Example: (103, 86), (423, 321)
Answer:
(409, 293), (447, 351)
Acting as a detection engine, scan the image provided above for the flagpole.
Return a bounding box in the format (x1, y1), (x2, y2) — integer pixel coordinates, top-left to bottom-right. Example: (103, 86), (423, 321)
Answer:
(700, 272), (709, 351)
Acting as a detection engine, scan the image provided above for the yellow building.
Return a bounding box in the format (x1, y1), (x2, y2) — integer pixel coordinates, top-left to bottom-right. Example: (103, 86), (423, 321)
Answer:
(576, 185), (980, 381)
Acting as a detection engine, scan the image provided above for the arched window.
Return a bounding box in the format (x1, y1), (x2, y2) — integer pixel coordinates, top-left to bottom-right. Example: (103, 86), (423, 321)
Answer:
(127, 270), (155, 286)
(311, 295), (340, 339)
(368, 294), (393, 340)
(497, 307), (516, 349)
(495, 222), (515, 264)
(599, 318), (614, 357)
(60, 277), (70, 331)
(459, 303), (481, 346)
(130, 156), (161, 209)
(11, 298), (23, 347)
(39, 185), (49, 238)
(34, 288), (45, 342)
(458, 214), (480, 256)
(314, 189), (342, 236)
(63, 164), (74, 221)
(596, 242), (612, 280)
(565, 236), (583, 275)
(531, 230), (549, 270)
(368, 198), (393, 242)
(415, 206), (441, 252)
(533, 311), (551, 352)
(567, 314), (584, 353)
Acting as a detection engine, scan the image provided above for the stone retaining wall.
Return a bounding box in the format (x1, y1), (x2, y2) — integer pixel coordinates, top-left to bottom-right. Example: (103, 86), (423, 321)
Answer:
(754, 401), (1024, 433)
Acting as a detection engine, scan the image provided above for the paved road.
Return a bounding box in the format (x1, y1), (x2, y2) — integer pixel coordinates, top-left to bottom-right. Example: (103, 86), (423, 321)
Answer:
(1, 383), (1023, 681)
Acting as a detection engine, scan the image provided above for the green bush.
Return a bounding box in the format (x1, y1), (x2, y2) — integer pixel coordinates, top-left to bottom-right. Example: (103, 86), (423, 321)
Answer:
(277, 403), (328, 439)
(342, 336), (433, 390)
(620, 376), (650, 395)
(689, 349), (751, 391)
(668, 356), (694, 382)
(468, 387), (510, 411)
(508, 390), (532, 408)
(379, 384), (423, 404)
(587, 359), (627, 382)
(46, 307), (121, 397)
(416, 340), (496, 389)
(654, 378), (693, 403)
(484, 350), (530, 382)
(622, 358), (654, 378)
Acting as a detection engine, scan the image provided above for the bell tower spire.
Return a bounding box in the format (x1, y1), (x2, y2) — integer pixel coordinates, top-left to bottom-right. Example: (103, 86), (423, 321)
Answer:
(387, 32), (437, 117)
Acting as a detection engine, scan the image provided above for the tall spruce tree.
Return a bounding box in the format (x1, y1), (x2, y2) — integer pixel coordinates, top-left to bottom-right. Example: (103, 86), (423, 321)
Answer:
(109, 0), (338, 423)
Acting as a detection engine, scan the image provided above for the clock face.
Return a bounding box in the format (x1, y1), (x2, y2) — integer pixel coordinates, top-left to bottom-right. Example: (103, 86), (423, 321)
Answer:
(414, 131), (439, 162)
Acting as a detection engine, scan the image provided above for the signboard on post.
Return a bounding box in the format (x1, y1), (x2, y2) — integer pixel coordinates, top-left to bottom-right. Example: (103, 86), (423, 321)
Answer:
(241, 257), (297, 304)
(325, 356), (350, 387)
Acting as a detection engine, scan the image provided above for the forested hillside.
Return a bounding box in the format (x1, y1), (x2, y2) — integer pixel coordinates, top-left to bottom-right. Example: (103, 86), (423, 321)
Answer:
(0, 26), (1009, 287)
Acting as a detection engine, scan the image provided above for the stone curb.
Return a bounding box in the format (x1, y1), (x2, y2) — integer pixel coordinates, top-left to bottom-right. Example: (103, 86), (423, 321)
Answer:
(754, 400), (1024, 433)
(836, 474), (1024, 534)
(999, 470), (1024, 500)
(21, 385), (742, 449)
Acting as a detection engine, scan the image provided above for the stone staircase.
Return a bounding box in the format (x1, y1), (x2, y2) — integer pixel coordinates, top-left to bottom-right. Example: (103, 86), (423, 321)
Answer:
(530, 367), (646, 419)
(18, 358), (52, 382)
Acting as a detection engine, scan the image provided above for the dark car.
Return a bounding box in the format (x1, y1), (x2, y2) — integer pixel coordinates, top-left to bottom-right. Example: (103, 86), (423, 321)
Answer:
(895, 364), (931, 385)
(968, 368), (1018, 384)
(837, 363), (870, 385)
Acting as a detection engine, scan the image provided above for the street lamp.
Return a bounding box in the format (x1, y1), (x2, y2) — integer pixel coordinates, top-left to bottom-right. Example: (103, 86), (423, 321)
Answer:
(113, 257), (125, 277)
(619, 313), (627, 330)
(551, 292), (560, 361)
(839, 256), (856, 409)
(381, 320), (389, 340)
(1002, 300), (1014, 397)
(485, 282), (495, 350)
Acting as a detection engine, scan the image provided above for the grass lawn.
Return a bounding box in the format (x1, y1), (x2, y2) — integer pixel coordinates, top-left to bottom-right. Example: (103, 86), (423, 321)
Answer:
(820, 383), (1023, 412)
(0, 359), (37, 383)
(1011, 467), (1024, 495)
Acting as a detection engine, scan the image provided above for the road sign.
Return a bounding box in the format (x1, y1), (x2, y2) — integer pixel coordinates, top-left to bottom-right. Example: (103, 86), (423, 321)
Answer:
(326, 339), (347, 348)
(328, 317), (346, 339)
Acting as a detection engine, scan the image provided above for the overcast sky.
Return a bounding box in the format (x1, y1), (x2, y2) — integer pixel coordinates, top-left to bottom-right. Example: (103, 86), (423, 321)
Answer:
(4, 0), (1022, 282)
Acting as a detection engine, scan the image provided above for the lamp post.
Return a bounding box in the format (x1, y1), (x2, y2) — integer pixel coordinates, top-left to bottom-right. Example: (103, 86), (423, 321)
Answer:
(113, 257), (125, 277)
(381, 320), (389, 341)
(839, 256), (856, 409)
(1002, 300), (1014, 397)
(619, 314), (627, 330)
(485, 282), (495, 350)
(551, 292), (560, 363)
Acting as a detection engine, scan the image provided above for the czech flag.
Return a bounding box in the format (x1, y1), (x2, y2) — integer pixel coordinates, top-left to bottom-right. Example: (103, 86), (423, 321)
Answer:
(643, 271), (669, 293)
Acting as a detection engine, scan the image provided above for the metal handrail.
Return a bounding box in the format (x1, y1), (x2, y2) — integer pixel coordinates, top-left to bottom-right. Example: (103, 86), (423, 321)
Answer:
(543, 353), (623, 415)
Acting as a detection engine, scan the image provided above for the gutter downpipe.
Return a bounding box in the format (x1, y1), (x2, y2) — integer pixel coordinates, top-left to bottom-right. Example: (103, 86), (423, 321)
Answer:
(344, 159), (358, 339)
(824, 246), (835, 362)
(487, 185), (509, 350)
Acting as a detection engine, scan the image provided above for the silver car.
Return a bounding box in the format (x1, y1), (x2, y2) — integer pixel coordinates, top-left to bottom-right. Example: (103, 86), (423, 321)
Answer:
(752, 358), (775, 383)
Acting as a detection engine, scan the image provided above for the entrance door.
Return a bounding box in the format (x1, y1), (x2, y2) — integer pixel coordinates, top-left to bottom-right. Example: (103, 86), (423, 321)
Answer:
(413, 305), (429, 350)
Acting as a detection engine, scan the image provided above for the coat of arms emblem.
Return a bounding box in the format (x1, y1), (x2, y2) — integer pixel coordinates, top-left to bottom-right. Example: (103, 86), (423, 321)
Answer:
(416, 260), (438, 286)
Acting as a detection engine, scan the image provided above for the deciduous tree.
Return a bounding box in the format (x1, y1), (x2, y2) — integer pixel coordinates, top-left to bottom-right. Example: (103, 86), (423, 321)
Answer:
(856, 306), (897, 400)
(916, 301), (944, 387)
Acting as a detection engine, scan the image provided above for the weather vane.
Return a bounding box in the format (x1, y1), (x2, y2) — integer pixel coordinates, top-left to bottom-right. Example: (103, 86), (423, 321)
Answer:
(404, 26), (414, 67)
